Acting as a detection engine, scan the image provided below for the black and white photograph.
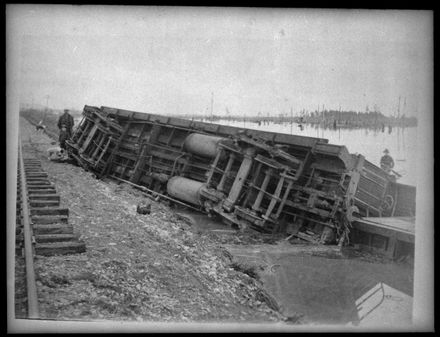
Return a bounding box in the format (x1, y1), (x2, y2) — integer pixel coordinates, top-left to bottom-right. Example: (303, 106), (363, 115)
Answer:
(6, 5), (434, 332)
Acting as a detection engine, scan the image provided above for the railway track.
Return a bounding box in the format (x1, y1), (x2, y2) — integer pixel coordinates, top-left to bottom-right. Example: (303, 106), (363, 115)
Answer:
(15, 138), (86, 318)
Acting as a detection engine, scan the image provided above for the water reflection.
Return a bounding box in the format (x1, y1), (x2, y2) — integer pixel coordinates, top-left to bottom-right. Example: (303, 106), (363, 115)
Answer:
(257, 253), (413, 325)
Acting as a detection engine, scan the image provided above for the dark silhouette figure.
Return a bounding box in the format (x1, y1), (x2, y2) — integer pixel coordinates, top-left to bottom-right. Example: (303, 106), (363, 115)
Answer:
(59, 125), (69, 150)
(58, 109), (75, 138)
(380, 149), (395, 174)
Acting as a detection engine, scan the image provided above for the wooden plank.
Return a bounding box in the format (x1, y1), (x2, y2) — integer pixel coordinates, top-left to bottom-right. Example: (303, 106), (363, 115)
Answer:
(35, 241), (86, 256)
(76, 119), (93, 146)
(27, 186), (56, 191)
(206, 148), (223, 185)
(35, 234), (79, 243)
(80, 121), (100, 154)
(217, 153), (236, 192)
(360, 217), (415, 234)
(30, 207), (69, 216)
(275, 179), (294, 218)
(352, 219), (414, 243)
(29, 194), (60, 201)
(91, 132), (106, 159)
(29, 200), (60, 207)
(264, 174), (285, 218)
(31, 215), (69, 224)
(250, 166), (271, 211)
(100, 122), (132, 177)
(33, 224), (73, 235)
(96, 136), (112, 168)
(26, 181), (51, 185)
(25, 173), (48, 178)
(28, 189), (57, 195)
(130, 123), (162, 184)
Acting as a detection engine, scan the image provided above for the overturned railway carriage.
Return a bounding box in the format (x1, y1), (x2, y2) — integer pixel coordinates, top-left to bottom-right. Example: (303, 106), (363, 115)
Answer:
(66, 105), (416, 245)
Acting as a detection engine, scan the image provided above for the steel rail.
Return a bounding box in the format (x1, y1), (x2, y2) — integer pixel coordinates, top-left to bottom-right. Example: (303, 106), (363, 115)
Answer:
(109, 175), (202, 212)
(18, 138), (40, 318)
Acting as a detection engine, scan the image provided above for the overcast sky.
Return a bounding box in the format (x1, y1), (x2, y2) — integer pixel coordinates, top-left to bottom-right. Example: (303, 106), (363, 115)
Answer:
(7, 5), (432, 117)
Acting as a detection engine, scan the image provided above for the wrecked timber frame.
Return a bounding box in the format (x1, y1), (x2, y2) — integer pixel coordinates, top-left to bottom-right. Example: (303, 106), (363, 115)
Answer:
(66, 105), (416, 248)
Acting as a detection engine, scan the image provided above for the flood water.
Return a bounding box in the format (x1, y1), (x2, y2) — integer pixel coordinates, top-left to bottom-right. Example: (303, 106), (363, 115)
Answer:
(226, 242), (413, 326)
(198, 119), (417, 187)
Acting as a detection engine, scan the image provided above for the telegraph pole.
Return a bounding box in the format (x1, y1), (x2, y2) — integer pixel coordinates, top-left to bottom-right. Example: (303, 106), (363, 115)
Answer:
(210, 92), (214, 122)
(42, 94), (50, 124)
(290, 107), (293, 134)
(403, 97), (406, 116)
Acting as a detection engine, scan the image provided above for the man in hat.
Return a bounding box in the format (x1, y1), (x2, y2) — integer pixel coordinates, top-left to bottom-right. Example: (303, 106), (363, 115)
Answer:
(57, 109), (75, 138)
(380, 148), (395, 173)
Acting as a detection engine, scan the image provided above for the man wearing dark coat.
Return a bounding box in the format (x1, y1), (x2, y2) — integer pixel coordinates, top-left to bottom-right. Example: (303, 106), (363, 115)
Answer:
(57, 109), (75, 138)
(380, 148), (395, 173)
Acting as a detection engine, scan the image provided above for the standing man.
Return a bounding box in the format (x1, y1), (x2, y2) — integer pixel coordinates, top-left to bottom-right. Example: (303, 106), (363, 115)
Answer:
(380, 149), (395, 174)
(57, 109), (75, 138)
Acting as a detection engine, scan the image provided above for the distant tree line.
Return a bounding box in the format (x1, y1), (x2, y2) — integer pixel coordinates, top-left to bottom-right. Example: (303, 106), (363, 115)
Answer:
(296, 109), (417, 129)
(177, 109), (418, 129)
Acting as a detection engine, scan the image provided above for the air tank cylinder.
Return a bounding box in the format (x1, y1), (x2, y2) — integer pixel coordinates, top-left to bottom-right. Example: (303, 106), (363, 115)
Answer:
(183, 133), (226, 158)
(166, 176), (206, 206)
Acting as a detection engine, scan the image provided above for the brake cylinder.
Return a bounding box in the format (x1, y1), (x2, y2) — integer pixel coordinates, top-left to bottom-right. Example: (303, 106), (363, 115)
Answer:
(183, 133), (226, 158)
(166, 176), (206, 205)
